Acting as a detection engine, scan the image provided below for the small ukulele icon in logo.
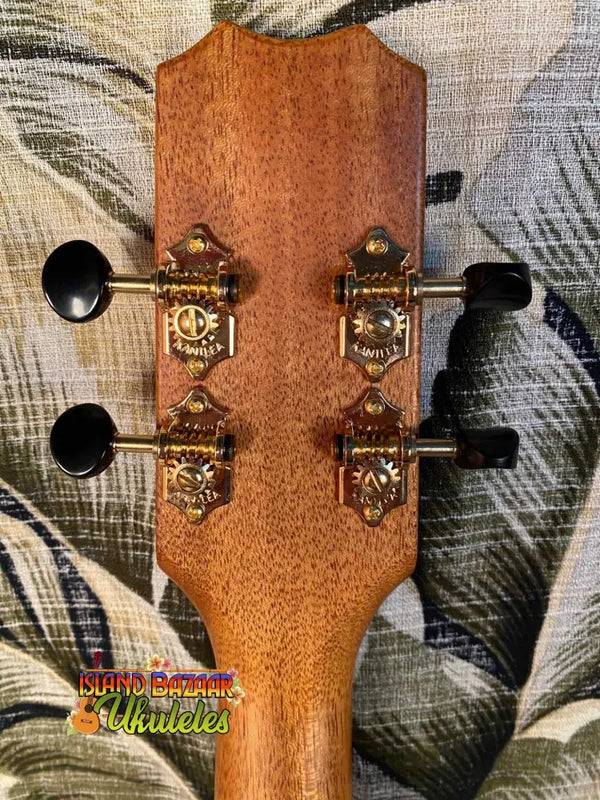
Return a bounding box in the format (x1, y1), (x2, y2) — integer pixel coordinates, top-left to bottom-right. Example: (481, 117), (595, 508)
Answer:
(67, 651), (102, 736)
(70, 696), (100, 735)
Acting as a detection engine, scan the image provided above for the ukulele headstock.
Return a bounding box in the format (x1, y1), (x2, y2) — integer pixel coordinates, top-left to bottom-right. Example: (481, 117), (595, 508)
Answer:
(152, 23), (428, 636)
(44, 22), (529, 799)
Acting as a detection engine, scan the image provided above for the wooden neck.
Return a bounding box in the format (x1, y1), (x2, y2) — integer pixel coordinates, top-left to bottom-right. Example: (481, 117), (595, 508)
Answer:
(213, 631), (356, 798)
(155, 22), (425, 800)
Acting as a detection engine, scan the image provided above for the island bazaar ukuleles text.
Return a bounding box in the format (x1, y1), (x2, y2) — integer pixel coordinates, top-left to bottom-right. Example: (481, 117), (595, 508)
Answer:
(42, 22), (531, 800)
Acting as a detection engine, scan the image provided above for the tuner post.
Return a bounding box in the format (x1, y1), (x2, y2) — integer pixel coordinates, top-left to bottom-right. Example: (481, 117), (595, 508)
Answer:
(50, 389), (235, 525)
(418, 275), (467, 300)
(107, 274), (157, 296)
(334, 227), (532, 380)
(113, 432), (157, 455)
(335, 387), (519, 526)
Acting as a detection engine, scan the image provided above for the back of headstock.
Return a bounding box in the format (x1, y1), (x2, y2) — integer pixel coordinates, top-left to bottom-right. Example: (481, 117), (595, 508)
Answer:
(155, 25), (424, 797)
(44, 21), (530, 800)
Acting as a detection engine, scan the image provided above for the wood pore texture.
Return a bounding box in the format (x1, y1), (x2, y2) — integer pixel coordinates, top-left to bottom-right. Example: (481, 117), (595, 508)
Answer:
(155, 22), (425, 800)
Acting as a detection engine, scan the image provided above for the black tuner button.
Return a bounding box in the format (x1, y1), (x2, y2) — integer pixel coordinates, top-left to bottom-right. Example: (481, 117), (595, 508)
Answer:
(50, 404), (116, 478)
(42, 240), (113, 323)
(462, 262), (532, 311)
(455, 427), (519, 469)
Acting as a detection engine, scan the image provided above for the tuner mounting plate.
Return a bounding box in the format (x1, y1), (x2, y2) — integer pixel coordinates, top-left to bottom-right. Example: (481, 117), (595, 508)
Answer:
(161, 225), (235, 379)
(338, 227), (414, 381)
(337, 387), (409, 526)
(161, 388), (232, 525)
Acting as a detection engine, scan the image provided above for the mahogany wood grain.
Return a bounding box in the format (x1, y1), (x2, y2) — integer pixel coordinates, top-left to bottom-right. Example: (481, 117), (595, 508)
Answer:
(155, 22), (425, 800)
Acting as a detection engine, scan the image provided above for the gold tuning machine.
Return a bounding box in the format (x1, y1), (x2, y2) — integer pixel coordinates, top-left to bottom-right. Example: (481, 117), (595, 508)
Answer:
(42, 224), (239, 379)
(334, 227), (532, 381)
(50, 389), (234, 524)
(335, 388), (519, 526)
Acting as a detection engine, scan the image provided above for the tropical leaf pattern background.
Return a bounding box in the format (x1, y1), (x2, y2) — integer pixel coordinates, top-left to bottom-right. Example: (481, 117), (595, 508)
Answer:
(0, 0), (598, 797)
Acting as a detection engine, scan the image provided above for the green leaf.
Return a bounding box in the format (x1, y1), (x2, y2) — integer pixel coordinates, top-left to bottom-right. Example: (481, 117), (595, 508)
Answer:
(516, 466), (600, 729)
(0, 483), (215, 798)
(353, 618), (515, 800)
(477, 704), (600, 798)
(418, 305), (600, 686)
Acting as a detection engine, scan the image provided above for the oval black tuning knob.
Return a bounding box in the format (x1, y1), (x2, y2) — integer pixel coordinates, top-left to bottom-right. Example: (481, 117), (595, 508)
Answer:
(454, 427), (519, 469)
(462, 262), (531, 311)
(42, 241), (114, 323)
(50, 404), (117, 478)
(50, 391), (235, 524)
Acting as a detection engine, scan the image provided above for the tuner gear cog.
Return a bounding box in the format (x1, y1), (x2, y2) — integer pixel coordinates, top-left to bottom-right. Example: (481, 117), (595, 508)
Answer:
(169, 302), (220, 355)
(351, 459), (401, 502)
(352, 302), (405, 345)
(170, 460), (216, 497)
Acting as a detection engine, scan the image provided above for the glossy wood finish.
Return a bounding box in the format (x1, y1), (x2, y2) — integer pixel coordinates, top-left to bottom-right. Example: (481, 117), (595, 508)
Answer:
(155, 22), (426, 800)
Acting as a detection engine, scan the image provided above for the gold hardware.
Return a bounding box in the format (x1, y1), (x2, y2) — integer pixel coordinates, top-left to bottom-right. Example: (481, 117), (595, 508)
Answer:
(187, 235), (207, 255)
(187, 395), (206, 414)
(364, 397), (385, 416)
(161, 225), (236, 378)
(363, 505), (383, 523)
(366, 234), (388, 257)
(335, 227), (471, 380)
(108, 275), (156, 295)
(97, 224), (238, 378)
(173, 305), (213, 341)
(114, 434), (156, 455)
(112, 388), (234, 524)
(160, 389), (233, 523)
(365, 359), (386, 379)
(336, 228), (412, 381)
(186, 505), (205, 523)
(188, 357), (207, 377)
(336, 387), (458, 526)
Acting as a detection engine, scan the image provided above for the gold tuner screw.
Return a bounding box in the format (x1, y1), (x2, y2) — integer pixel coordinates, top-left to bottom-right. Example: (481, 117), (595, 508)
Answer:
(364, 397), (385, 416)
(187, 396), (206, 414)
(176, 465), (207, 494)
(363, 505), (383, 523)
(187, 235), (207, 254)
(366, 359), (386, 380)
(188, 358), (207, 377)
(186, 505), (205, 523)
(366, 235), (388, 257)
